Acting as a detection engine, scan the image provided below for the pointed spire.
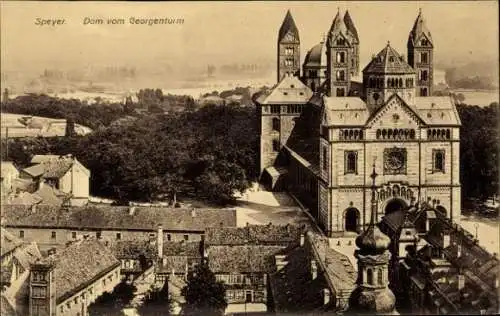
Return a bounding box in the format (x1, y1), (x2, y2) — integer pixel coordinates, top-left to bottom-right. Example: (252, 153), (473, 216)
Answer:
(278, 10), (299, 43)
(329, 9), (347, 37)
(343, 9), (359, 42)
(409, 8), (433, 45)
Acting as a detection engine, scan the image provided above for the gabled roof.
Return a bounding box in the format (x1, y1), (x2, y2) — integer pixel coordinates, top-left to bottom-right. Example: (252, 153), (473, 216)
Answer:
(365, 93), (426, 127)
(363, 43), (415, 74)
(278, 10), (299, 43)
(408, 9), (433, 46)
(108, 240), (156, 260)
(205, 224), (303, 246)
(14, 242), (42, 270)
(255, 75), (312, 105)
(322, 96), (370, 126)
(413, 96), (461, 126)
(343, 10), (359, 43)
(1, 227), (23, 257)
(207, 245), (287, 273)
(38, 237), (120, 303)
(2, 205), (237, 231)
(24, 155), (90, 179)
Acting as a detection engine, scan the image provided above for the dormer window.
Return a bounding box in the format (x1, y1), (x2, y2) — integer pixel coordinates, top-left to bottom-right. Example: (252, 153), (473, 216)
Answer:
(336, 38), (346, 46)
(421, 38), (428, 46)
(389, 56), (395, 62)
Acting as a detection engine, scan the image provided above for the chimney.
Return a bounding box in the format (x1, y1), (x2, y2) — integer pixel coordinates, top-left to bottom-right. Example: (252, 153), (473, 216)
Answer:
(323, 288), (331, 305)
(31, 204), (37, 214)
(38, 180), (45, 191)
(300, 233), (305, 246)
(311, 259), (318, 280)
(129, 206), (136, 216)
(457, 244), (462, 257)
(157, 224), (163, 259)
(443, 234), (450, 248)
(191, 208), (196, 217)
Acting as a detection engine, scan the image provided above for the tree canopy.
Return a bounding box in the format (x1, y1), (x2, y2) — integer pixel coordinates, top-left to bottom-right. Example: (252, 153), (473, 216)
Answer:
(88, 281), (137, 316)
(181, 263), (227, 316)
(137, 281), (171, 316)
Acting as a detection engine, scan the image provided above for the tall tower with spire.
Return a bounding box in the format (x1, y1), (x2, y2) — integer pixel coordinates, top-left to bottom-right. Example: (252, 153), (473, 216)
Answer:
(407, 9), (434, 97)
(277, 10), (300, 82)
(348, 163), (397, 315)
(343, 10), (360, 77)
(326, 9), (356, 97)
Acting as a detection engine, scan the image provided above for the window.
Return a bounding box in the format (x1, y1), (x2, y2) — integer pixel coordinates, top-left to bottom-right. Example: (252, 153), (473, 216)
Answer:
(32, 286), (47, 298)
(367, 268), (373, 285)
(72, 232), (76, 239)
(270, 105), (280, 114)
(336, 70), (345, 81)
(167, 234), (171, 241)
(272, 118), (280, 131)
(345, 151), (358, 174)
(421, 38), (428, 46)
(19, 230), (24, 238)
(96, 231), (101, 239)
(336, 88), (345, 97)
(184, 234), (189, 241)
(51, 231), (56, 239)
(308, 70), (317, 78)
(336, 38), (345, 46)
(420, 87), (428, 96)
(420, 52), (428, 64)
(336, 52), (345, 63)
(389, 56), (395, 62)
(272, 139), (280, 152)
(433, 150), (445, 173)
(420, 70), (428, 81)
(322, 148), (328, 170)
(378, 269), (383, 285)
(116, 233), (121, 240)
(285, 47), (294, 55)
(285, 58), (294, 67)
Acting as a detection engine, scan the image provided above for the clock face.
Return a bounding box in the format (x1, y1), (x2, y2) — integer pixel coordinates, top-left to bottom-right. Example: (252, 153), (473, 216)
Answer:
(384, 149), (406, 174)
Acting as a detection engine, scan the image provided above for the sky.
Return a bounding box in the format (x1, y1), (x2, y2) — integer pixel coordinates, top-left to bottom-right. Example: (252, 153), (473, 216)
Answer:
(1, 1), (499, 75)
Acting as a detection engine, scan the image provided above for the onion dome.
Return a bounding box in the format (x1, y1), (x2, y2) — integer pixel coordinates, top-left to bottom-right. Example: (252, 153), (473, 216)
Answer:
(278, 10), (300, 43)
(363, 42), (415, 74)
(343, 10), (359, 43)
(303, 41), (327, 68)
(349, 286), (397, 314)
(355, 222), (391, 255)
(408, 9), (433, 46)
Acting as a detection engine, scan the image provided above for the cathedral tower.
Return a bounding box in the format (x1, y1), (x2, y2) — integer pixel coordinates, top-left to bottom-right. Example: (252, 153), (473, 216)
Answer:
(277, 10), (300, 82)
(407, 9), (434, 97)
(348, 164), (397, 315)
(326, 9), (356, 97)
(343, 10), (360, 77)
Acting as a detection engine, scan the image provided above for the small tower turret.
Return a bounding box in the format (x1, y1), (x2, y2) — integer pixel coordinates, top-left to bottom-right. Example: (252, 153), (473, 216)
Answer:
(407, 9), (434, 96)
(277, 10), (300, 82)
(343, 10), (360, 77)
(349, 163), (397, 315)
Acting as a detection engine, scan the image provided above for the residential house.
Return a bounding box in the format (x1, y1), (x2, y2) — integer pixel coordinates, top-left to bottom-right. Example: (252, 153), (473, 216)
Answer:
(8, 182), (70, 208)
(2, 204), (237, 252)
(28, 237), (121, 316)
(21, 155), (90, 206)
(204, 224), (305, 314)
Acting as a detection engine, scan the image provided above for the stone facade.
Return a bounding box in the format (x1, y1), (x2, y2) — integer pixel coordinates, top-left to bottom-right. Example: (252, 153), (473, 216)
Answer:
(257, 9), (461, 238)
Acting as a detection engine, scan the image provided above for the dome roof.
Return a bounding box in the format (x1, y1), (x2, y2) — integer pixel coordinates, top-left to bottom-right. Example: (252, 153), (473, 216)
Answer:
(303, 41), (327, 68)
(355, 222), (391, 255)
(349, 287), (397, 314)
(363, 43), (415, 74)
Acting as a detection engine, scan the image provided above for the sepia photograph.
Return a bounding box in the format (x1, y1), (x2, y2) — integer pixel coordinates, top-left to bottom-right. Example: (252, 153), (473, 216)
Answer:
(0, 1), (499, 315)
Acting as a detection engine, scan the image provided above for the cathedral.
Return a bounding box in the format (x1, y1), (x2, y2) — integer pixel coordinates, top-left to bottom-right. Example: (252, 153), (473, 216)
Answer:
(256, 9), (461, 237)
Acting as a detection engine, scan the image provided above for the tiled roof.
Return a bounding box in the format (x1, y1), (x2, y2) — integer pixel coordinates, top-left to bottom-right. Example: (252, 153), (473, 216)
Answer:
(363, 43), (415, 74)
(156, 256), (189, 274)
(3, 205), (237, 231)
(207, 245), (287, 273)
(1, 227), (24, 257)
(9, 192), (43, 206)
(23, 156), (90, 179)
(163, 241), (201, 257)
(278, 10), (299, 43)
(343, 10), (359, 43)
(413, 96), (461, 126)
(255, 75), (312, 105)
(323, 96), (370, 126)
(268, 246), (328, 313)
(108, 240), (156, 260)
(30, 155), (61, 164)
(205, 224), (303, 246)
(38, 237), (120, 303)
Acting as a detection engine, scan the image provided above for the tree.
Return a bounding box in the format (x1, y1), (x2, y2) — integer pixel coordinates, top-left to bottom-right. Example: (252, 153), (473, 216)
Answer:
(137, 281), (171, 316)
(88, 281), (137, 316)
(181, 263), (227, 316)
